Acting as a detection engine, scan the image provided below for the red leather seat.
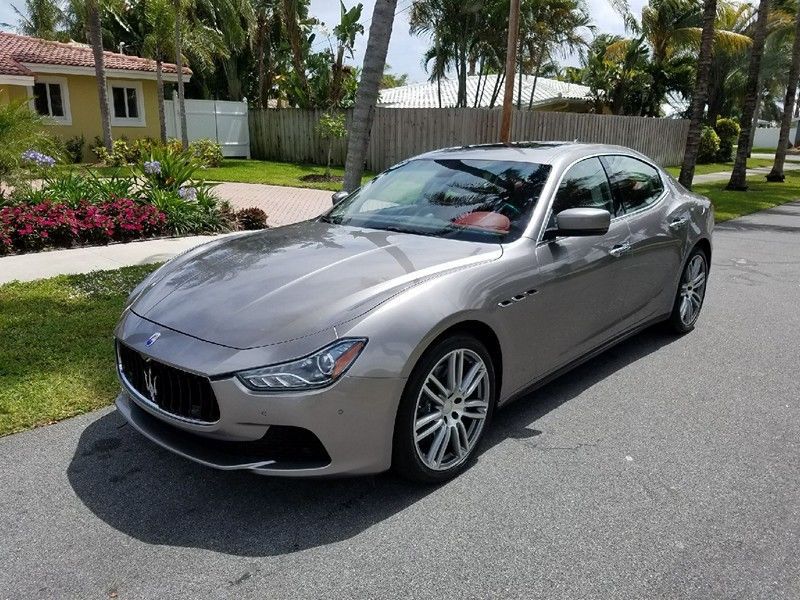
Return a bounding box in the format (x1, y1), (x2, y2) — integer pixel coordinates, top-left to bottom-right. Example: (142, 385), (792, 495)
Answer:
(452, 211), (511, 233)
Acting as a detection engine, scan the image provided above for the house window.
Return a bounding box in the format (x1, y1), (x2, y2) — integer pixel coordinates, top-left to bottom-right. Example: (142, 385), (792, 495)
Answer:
(108, 80), (145, 127)
(29, 77), (71, 124)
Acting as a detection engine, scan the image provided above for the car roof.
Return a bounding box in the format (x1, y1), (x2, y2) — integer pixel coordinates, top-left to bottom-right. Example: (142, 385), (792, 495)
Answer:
(413, 141), (652, 167)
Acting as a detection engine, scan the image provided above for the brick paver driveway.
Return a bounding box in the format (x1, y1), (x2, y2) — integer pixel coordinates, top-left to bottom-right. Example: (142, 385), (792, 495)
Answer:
(215, 182), (333, 226)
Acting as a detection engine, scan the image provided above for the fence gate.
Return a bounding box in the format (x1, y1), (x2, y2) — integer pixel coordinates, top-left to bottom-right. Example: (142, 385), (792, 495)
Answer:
(165, 94), (250, 158)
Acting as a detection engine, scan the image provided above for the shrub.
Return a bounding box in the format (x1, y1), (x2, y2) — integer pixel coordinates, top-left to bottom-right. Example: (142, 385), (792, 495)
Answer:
(94, 139), (138, 166)
(236, 207), (268, 230)
(137, 146), (204, 192)
(65, 135), (86, 163)
(0, 100), (61, 197)
(697, 126), (721, 164)
(714, 118), (740, 162)
(189, 138), (224, 167)
(19, 169), (135, 208)
(0, 199), (166, 253)
(316, 112), (347, 177)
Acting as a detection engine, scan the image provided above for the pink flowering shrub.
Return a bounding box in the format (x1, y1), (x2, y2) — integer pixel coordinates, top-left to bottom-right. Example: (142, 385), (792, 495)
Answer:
(0, 199), (167, 255)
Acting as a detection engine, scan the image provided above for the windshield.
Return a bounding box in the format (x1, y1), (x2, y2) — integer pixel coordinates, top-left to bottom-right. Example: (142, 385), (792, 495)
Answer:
(324, 158), (552, 242)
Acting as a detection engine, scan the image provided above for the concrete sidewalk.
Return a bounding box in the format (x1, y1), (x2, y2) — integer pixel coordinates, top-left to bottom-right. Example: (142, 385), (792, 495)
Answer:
(0, 234), (237, 284)
(692, 161), (800, 184)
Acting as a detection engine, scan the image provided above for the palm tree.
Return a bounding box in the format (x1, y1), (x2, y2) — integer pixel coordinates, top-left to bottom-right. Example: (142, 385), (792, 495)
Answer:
(12, 0), (64, 39)
(678, 0), (718, 189)
(766, 4), (800, 181)
(173, 0), (189, 149)
(86, 0), (113, 152)
(728, 0), (772, 190)
(343, 0), (398, 192)
(252, 0), (281, 108)
(330, 1), (365, 107)
(282, 0), (312, 105)
(142, 0), (174, 141)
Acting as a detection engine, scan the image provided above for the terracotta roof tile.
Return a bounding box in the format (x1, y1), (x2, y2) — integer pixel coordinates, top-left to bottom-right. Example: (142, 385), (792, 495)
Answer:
(0, 32), (190, 77)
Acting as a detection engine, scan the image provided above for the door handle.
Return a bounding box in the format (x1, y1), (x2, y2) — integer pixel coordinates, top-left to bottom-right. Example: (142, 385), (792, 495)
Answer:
(609, 242), (631, 257)
(669, 217), (688, 230)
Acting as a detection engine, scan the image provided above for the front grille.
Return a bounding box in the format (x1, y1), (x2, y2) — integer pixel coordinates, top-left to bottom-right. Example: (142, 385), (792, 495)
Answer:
(117, 342), (220, 423)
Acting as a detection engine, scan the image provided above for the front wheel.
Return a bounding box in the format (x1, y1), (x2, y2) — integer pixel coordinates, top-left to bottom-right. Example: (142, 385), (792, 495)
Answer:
(667, 247), (709, 334)
(393, 335), (495, 483)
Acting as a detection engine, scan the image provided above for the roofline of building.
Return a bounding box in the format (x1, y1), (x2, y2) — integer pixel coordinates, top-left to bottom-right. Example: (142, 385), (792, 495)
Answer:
(20, 62), (189, 83)
(0, 74), (35, 86)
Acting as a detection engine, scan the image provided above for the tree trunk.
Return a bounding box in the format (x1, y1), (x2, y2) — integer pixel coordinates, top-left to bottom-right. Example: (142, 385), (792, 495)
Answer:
(767, 9), (800, 181)
(256, 21), (266, 109)
(326, 139), (333, 178)
(343, 0), (398, 192)
(331, 45), (346, 107)
(174, 0), (188, 150)
(527, 45), (545, 110)
(678, 0), (717, 189)
(747, 89), (762, 158)
(87, 0), (112, 152)
(156, 57), (167, 142)
(727, 0), (771, 190)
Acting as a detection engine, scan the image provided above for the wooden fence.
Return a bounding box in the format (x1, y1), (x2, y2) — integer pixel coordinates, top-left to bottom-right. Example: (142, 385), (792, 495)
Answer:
(249, 108), (690, 171)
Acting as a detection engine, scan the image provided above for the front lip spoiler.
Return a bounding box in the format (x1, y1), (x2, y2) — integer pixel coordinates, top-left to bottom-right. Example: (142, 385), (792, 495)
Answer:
(115, 393), (331, 474)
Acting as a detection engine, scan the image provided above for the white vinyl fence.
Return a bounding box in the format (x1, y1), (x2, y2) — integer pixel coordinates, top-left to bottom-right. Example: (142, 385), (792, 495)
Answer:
(165, 94), (250, 157)
(752, 126), (798, 150)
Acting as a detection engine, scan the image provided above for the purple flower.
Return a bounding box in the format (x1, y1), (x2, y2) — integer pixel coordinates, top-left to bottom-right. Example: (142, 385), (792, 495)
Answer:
(143, 160), (162, 175)
(21, 149), (56, 168)
(178, 186), (197, 201)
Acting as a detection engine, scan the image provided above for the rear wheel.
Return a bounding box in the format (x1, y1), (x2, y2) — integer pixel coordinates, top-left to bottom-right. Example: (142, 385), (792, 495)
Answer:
(393, 335), (495, 483)
(668, 247), (708, 334)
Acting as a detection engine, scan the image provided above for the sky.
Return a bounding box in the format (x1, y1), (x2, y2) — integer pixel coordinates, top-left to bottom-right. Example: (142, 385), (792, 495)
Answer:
(1, 0), (649, 83)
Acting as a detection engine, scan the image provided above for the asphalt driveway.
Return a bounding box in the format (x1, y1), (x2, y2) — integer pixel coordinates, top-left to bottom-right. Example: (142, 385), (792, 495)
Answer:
(2, 203), (799, 599)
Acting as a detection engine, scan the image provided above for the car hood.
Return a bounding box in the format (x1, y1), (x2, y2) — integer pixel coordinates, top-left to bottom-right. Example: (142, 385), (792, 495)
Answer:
(130, 221), (501, 349)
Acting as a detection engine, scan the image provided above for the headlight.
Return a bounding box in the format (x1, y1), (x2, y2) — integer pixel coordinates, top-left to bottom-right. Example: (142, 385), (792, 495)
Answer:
(236, 338), (367, 392)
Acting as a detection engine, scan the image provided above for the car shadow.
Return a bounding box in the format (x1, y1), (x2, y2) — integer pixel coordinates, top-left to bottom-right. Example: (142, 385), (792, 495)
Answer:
(67, 326), (680, 557)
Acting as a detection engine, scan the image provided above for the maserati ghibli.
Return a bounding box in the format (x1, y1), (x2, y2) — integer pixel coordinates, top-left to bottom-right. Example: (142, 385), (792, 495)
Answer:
(114, 142), (713, 482)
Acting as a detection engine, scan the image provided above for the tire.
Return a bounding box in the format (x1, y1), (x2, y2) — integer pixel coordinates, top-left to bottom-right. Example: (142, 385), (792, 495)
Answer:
(392, 334), (496, 483)
(667, 246), (709, 334)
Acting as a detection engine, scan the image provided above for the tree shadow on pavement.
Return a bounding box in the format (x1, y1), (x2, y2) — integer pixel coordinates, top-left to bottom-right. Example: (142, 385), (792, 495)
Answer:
(67, 326), (680, 557)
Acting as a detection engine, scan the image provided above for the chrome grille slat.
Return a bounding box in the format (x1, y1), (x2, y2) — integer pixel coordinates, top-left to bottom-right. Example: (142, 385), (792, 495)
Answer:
(117, 343), (220, 423)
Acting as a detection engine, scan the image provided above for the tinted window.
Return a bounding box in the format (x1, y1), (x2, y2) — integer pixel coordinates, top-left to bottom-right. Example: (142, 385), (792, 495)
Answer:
(601, 155), (664, 213)
(552, 157), (614, 216)
(112, 87), (127, 118)
(48, 83), (64, 117)
(326, 158), (552, 242)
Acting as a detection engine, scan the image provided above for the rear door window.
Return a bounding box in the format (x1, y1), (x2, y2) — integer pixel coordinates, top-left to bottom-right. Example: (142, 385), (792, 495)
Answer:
(600, 155), (664, 213)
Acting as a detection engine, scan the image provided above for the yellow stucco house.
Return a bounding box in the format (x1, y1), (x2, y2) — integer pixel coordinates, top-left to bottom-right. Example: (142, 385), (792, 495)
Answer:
(0, 32), (190, 160)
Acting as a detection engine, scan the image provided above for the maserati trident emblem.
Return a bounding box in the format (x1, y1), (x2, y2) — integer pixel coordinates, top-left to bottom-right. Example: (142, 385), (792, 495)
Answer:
(143, 368), (158, 401)
(145, 332), (161, 347)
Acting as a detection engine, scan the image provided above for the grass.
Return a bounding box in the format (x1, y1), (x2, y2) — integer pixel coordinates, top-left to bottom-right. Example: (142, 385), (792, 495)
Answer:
(58, 159), (374, 191)
(694, 168), (800, 222)
(0, 264), (159, 436)
(664, 158), (774, 178)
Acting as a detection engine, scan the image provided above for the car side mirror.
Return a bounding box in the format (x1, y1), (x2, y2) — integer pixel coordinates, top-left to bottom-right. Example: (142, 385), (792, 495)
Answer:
(553, 207), (611, 237)
(331, 190), (349, 205)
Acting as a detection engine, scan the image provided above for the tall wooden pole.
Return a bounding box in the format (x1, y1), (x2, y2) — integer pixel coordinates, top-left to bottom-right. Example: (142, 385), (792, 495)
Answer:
(500, 0), (521, 143)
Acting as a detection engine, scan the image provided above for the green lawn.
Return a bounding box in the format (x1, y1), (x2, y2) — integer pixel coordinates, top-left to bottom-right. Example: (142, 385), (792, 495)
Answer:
(664, 158), (774, 178)
(200, 159), (374, 191)
(694, 169), (800, 222)
(0, 265), (159, 436)
(60, 159), (373, 191)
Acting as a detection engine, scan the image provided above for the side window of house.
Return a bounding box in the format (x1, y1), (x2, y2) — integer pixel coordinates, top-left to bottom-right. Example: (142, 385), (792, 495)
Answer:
(33, 82), (65, 118)
(111, 85), (140, 120)
(548, 158), (614, 229)
(601, 155), (664, 213)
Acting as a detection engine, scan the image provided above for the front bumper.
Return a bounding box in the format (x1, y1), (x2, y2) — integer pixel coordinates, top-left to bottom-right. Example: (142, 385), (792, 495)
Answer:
(114, 313), (406, 477)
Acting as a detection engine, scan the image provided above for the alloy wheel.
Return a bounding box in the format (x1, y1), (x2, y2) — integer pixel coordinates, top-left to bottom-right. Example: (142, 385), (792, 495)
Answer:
(413, 349), (490, 471)
(679, 254), (707, 326)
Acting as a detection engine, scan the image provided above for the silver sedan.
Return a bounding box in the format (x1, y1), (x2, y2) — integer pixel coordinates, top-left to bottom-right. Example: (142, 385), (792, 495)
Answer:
(114, 142), (713, 482)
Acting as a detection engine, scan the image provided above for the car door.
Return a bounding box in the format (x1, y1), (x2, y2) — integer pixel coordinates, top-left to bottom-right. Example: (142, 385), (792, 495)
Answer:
(523, 157), (633, 381)
(600, 155), (684, 327)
